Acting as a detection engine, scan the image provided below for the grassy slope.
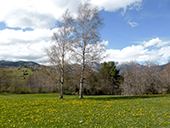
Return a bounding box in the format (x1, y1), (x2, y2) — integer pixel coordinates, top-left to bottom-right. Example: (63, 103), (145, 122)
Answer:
(0, 94), (170, 128)
(13, 67), (34, 79)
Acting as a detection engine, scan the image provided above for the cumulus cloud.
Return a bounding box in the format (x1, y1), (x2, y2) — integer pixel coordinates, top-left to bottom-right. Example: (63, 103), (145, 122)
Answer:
(0, 28), (170, 65)
(0, 0), (143, 29)
(157, 41), (170, 48)
(143, 37), (162, 48)
(103, 38), (170, 64)
(0, 0), (84, 29)
(0, 28), (59, 62)
(5, 9), (56, 29)
(90, 0), (142, 15)
(0, 41), (49, 62)
(0, 28), (59, 44)
(104, 45), (148, 62)
(158, 46), (170, 59)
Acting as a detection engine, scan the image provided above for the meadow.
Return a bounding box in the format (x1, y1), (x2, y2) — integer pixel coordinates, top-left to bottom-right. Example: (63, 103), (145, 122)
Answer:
(0, 93), (170, 128)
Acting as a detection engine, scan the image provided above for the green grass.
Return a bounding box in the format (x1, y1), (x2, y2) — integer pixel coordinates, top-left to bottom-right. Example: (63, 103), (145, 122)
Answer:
(0, 94), (170, 128)
(15, 67), (34, 79)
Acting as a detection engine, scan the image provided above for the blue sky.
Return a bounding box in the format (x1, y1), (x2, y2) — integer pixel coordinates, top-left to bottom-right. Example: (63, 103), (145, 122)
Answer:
(101, 0), (170, 49)
(0, 0), (170, 65)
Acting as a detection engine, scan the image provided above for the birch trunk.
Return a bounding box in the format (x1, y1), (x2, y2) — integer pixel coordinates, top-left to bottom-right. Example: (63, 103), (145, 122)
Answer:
(79, 47), (85, 98)
(60, 70), (64, 99)
(79, 77), (83, 98)
(60, 80), (63, 99)
(79, 64), (85, 98)
(60, 53), (64, 99)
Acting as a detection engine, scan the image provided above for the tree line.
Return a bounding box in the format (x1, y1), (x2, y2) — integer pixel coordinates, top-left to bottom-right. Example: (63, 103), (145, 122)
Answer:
(0, 61), (170, 96)
(121, 62), (170, 95)
(0, 61), (122, 95)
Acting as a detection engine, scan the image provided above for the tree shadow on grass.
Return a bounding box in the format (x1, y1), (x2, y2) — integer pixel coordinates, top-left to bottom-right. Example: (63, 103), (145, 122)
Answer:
(84, 94), (169, 101)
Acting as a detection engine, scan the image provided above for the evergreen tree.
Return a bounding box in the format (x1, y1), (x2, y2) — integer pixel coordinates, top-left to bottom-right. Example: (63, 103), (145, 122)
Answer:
(99, 61), (122, 95)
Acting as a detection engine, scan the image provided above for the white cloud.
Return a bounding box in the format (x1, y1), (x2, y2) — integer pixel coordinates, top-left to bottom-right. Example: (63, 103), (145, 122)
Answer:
(4, 9), (56, 29)
(128, 20), (138, 27)
(0, 0), (143, 29)
(0, 0), (84, 29)
(103, 38), (170, 65)
(90, 0), (142, 15)
(0, 40), (49, 62)
(104, 45), (148, 62)
(101, 40), (109, 46)
(0, 28), (58, 44)
(143, 37), (162, 48)
(157, 41), (170, 47)
(158, 46), (170, 59)
(0, 28), (170, 65)
(0, 28), (60, 62)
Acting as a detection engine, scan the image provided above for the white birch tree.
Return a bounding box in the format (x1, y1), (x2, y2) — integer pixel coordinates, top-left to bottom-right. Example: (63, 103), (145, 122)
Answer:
(47, 10), (74, 99)
(74, 3), (105, 98)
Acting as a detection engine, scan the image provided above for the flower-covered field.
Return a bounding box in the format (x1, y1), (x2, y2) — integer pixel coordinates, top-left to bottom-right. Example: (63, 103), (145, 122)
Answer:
(0, 94), (170, 128)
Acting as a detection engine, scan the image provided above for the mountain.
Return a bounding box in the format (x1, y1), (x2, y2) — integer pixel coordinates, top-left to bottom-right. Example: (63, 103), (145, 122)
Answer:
(0, 60), (169, 73)
(116, 62), (169, 73)
(90, 61), (167, 74)
(0, 60), (40, 67)
(116, 62), (144, 73)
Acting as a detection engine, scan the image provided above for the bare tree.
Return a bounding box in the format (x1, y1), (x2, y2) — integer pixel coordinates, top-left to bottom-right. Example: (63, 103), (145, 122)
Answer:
(162, 62), (170, 93)
(143, 61), (163, 94)
(46, 10), (74, 99)
(74, 3), (105, 98)
(120, 61), (164, 95)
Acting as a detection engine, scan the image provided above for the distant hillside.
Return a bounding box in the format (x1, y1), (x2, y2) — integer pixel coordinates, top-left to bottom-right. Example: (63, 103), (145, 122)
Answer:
(86, 61), (168, 74)
(116, 62), (169, 73)
(0, 60), (40, 67)
(116, 62), (143, 73)
(1, 60), (169, 73)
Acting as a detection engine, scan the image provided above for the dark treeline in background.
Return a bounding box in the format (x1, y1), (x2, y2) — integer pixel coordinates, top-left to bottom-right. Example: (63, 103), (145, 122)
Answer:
(0, 61), (170, 95)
